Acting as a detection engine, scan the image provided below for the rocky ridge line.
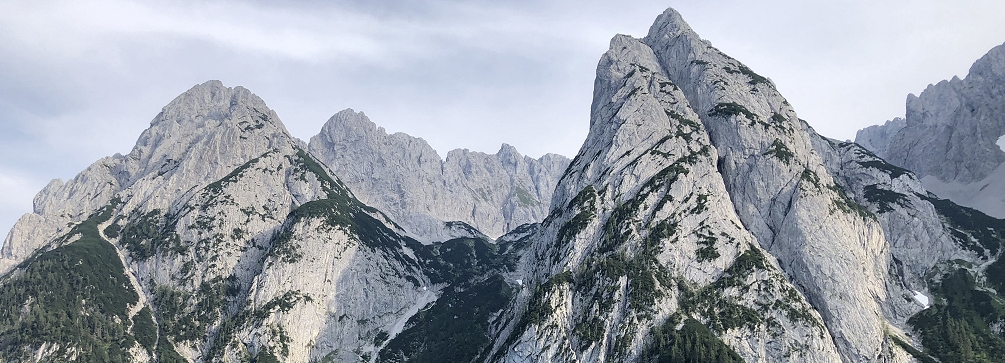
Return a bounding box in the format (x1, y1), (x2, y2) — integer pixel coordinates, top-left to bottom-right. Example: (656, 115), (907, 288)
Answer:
(855, 43), (1005, 217)
(309, 109), (569, 242)
(491, 29), (840, 362)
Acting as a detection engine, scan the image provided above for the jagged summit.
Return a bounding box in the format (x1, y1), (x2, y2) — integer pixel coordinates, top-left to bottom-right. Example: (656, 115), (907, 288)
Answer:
(872, 42), (1005, 183)
(129, 80), (294, 176)
(855, 117), (906, 160)
(646, 8), (696, 44)
(491, 7), (999, 363)
(967, 40), (1005, 84)
(495, 27), (839, 361)
(155, 81), (270, 125)
(855, 42), (1005, 217)
(5, 81), (301, 273)
(309, 108), (570, 241)
(3, 7), (1005, 363)
(141, 80), (292, 152)
(1, 80), (444, 362)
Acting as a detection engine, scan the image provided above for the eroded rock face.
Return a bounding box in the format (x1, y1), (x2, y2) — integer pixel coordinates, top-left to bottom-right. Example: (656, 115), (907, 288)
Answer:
(308, 110), (570, 242)
(3, 80), (293, 274)
(855, 117), (906, 161)
(809, 125), (976, 323)
(490, 30), (841, 363)
(2, 7), (1002, 363)
(855, 43), (1005, 217)
(492, 8), (994, 363)
(0, 81), (439, 362)
(644, 9), (891, 361)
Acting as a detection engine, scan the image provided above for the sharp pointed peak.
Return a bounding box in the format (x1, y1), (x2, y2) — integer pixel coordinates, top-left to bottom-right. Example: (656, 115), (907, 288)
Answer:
(646, 7), (696, 40)
(498, 143), (520, 155)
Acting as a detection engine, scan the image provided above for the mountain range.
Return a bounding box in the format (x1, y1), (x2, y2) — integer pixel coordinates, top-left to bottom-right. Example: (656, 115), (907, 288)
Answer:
(1, 7), (1004, 363)
(856, 42), (1005, 219)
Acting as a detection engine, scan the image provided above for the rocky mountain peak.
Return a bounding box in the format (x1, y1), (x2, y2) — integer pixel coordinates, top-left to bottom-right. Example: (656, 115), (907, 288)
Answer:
(5, 81), (302, 274)
(309, 111), (569, 241)
(142, 81), (289, 143)
(119, 81), (298, 205)
(136, 80), (290, 151)
(4, 7), (1004, 363)
(646, 8), (692, 41)
(855, 42), (1005, 217)
(494, 10), (860, 362)
(970, 41), (1005, 79)
(866, 42), (1005, 183)
(319, 108), (390, 141)
(496, 143), (521, 166)
(855, 117), (906, 160)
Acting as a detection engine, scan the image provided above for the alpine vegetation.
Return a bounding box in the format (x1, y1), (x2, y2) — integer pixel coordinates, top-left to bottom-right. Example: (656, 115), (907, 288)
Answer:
(1, 7), (1004, 363)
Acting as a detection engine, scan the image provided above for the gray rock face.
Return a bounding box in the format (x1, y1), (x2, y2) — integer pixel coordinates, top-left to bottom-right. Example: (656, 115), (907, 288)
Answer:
(492, 29), (840, 362)
(855, 117), (905, 161)
(643, 9), (892, 361)
(3, 7), (1002, 363)
(0, 81), (435, 362)
(3, 80), (296, 274)
(809, 126), (973, 322)
(854, 43), (1005, 216)
(493, 8), (996, 363)
(308, 109), (569, 242)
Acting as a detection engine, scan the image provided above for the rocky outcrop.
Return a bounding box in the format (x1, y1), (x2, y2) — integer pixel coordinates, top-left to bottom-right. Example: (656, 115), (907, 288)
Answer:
(642, 9), (895, 361)
(855, 117), (905, 161)
(855, 43), (1005, 217)
(2, 80), (295, 274)
(0, 81), (455, 362)
(491, 29), (840, 362)
(491, 8), (1003, 363)
(3, 7), (1005, 363)
(809, 124), (977, 319)
(309, 110), (569, 242)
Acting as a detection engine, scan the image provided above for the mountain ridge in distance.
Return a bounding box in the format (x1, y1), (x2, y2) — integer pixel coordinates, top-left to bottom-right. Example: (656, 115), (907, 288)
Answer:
(856, 42), (1005, 219)
(1, 7), (1004, 363)
(308, 108), (569, 243)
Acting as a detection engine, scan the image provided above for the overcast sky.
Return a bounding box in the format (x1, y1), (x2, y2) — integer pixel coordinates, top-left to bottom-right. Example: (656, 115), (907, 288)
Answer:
(2, 0), (1004, 237)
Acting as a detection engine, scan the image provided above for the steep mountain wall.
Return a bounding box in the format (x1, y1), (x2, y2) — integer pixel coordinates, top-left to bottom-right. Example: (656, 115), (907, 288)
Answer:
(2, 8), (1005, 363)
(0, 81), (515, 362)
(855, 43), (1005, 217)
(491, 30), (840, 362)
(491, 8), (1000, 363)
(309, 109), (569, 242)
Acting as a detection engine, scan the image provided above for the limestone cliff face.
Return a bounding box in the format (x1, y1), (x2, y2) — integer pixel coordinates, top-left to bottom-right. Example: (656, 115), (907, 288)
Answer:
(491, 31), (840, 363)
(643, 9), (889, 361)
(3, 80), (294, 275)
(308, 110), (569, 242)
(3, 7), (1005, 363)
(0, 81), (437, 362)
(855, 117), (906, 161)
(809, 125), (979, 318)
(492, 8), (996, 363)
(855, 43), (1005, 217)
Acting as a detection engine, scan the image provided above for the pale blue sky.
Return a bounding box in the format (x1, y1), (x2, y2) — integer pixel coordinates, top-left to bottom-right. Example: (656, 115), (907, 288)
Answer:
(2, 0), (1004, 237)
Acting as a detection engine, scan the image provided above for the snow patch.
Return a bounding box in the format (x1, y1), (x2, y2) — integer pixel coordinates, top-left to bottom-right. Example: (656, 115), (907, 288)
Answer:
(921, 163), (1005, 219)
(997, 135), (1005, 152)
(912, 290), (930, 308)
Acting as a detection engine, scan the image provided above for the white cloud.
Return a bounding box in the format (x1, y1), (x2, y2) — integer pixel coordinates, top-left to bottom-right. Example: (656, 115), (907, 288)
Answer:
(1, 0), (394, 62)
